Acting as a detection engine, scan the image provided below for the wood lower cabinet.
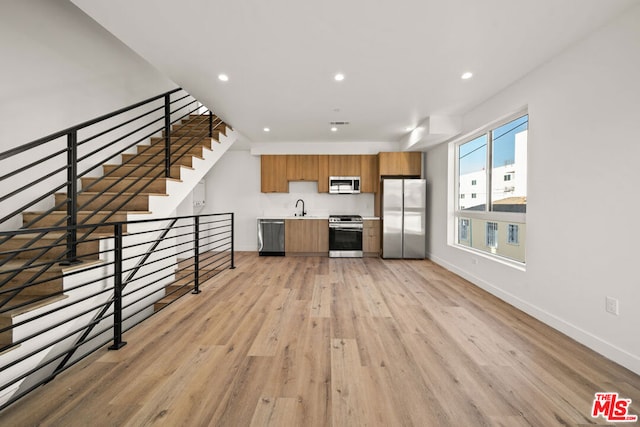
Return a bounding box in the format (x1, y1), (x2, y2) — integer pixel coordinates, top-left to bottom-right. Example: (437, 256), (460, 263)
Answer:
(261, 155), (288, 193)
(285, 219), (329, 255)
(363, 219), (380, 256)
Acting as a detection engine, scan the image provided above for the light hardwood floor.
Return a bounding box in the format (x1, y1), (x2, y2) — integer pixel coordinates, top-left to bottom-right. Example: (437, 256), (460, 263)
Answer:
(1, 252), (638, 426)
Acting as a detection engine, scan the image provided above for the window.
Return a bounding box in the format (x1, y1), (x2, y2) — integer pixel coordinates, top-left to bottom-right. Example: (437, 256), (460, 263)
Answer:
(486, 222), (498, 248)
(454, 113), (528, 264)
(459, 219), (470, 242)
(507, 224), (519, 245)
(460, 194), (465, 199)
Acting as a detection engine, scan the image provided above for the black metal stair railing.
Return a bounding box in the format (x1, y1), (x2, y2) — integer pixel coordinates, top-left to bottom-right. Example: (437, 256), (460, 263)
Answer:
(0, 212), (235, 412)
(0, 88), (228, 312)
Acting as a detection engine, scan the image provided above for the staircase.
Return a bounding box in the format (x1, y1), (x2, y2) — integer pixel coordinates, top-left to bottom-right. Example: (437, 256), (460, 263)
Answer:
(0, 92), (237, 408)
(1, 113), (234, 346)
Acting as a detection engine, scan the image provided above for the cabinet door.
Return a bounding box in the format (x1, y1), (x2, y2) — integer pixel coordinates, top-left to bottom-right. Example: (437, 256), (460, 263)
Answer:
(315, 219), (329, 253)
(285, 219), (306, 252)
(286, 155), (319, 181)
(360, 155), (378, 193)
(378, 152), (422, 176)
(317, 155), (330, 192)
(285, 219), (328, 254)
(261, 155), (288, 193)
(363, 219), (380, 255)
(329, 155), (361, 176)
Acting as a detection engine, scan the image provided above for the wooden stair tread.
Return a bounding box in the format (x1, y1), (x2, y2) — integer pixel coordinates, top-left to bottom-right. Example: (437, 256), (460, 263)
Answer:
(104, 164), (195, 170)
(0, 260), (64, 273)
(0, 294), (68, 318)
(72, 191), (169, 197)
(125, 153), (205, 160)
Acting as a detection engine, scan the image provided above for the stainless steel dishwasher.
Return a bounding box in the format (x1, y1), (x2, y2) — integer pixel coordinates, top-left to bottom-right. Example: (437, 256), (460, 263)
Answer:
(257, 219), (285, 256)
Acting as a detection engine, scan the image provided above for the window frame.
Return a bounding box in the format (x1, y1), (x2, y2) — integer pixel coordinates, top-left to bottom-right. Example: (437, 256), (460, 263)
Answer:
(452, 110), (528, 265)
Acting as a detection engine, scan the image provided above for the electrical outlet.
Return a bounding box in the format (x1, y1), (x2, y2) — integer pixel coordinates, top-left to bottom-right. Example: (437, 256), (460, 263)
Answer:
(605, 296), (619, 315)
(471, 258), (478, 265)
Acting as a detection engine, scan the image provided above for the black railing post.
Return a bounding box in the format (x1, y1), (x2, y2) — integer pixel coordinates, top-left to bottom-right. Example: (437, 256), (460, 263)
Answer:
(230, 213), (235, 269)
(208, 111), (213, 138)
(109, 223), (127, 350)
(192, 217), (201, 294)
(62, 131), (79, 265)
(164, 94), (171, 178)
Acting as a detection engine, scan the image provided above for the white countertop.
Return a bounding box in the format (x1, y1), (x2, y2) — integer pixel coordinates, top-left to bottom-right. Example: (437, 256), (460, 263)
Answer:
(257, 216), (379, 220)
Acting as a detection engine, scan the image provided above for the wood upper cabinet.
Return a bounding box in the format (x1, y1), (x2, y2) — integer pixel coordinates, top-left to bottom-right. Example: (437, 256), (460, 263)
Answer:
(360, 155), (378, 193)
(363, 219), (380, 255)
(286, 155), (318, 181)
(378, 152), (422, 177)
(285, 219), (328, 254)
(317, 155), (330, 192)
(329, 155), (361, 177)
(261, 155), (288, 193)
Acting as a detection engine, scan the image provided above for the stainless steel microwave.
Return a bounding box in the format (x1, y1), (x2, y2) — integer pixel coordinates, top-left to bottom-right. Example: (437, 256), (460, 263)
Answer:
(329, 176), (361, 194)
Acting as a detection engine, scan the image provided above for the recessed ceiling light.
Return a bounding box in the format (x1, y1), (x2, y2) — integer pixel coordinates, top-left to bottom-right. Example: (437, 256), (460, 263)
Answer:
(334, 73), (345, 82)
(218, 74), (229, 82)
(331, 127), (338, 132)
(461, 72), (473, 80)
(263, 127), (270, 132)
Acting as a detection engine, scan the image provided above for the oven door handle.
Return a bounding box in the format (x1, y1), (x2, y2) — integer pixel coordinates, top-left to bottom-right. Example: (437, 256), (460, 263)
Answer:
(329, 225), (363, 231)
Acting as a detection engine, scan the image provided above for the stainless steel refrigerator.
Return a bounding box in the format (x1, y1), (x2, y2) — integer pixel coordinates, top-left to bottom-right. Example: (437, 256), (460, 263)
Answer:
(381, 179), (426, 259)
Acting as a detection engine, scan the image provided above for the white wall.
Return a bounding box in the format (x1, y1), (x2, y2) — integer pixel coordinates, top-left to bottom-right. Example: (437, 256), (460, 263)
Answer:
(0, 0), (175, 148)
(202, 150), (376, 251)
(426, 5), (640, 374)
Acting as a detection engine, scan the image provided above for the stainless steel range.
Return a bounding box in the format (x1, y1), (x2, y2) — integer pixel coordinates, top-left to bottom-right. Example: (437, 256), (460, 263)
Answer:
(329, 215), (363, 258)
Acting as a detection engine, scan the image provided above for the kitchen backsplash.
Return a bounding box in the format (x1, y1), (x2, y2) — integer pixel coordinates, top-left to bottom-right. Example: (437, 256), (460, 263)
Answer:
(259, 181), (374, 217)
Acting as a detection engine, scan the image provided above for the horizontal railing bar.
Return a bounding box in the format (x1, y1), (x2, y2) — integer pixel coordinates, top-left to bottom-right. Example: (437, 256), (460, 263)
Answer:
(76, 103), (166, 147)
(76, 121), (166, 179)
(0, 145), (67, 183)
(0, 88), (181, 161)
(176, 252), (231, 274)
(0, 213), (233, 237)
(0, 267), (116, 332)
(0, 283), (114, 350)
(0, 169), (67, 207)
(1, 304), (117, 380)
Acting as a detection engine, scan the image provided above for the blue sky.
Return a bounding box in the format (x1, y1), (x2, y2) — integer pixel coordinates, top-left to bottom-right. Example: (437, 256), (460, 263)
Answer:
(459, 115), (528, 175)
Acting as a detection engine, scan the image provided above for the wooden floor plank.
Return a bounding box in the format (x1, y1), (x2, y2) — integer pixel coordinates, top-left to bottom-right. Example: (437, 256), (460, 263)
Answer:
(1, 252), (638, 426)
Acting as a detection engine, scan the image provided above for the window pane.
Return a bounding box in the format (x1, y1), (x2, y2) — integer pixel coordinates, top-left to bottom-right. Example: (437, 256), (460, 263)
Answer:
(458, 134), (487, 211)
(458, 218), (470, 242)
(486, 222), (498, 248)
(491, 115), (528, 213)
(507, 224), (519, 244)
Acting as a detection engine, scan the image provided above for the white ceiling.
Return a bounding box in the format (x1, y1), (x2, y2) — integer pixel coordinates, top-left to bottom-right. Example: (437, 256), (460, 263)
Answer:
(72, 0), (637, 148)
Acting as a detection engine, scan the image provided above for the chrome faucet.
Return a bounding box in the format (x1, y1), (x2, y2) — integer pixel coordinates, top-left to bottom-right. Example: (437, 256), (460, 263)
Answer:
(295, 199), (306, 216)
